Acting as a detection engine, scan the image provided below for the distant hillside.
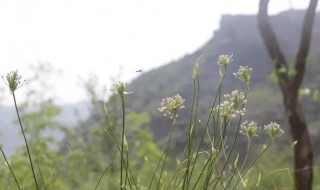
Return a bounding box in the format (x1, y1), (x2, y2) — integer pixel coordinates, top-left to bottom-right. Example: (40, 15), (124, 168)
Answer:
(126, 10), (320, 142)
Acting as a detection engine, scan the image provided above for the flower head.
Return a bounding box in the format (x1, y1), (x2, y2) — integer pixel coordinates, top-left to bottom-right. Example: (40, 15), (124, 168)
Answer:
(240, 121), (258, 137)
(234, 66), (252, 86)
(217, 54), (233, 66)
(158, 94), (185, 119)
(215, 90), (247, 120)
(2, 70), (27, 93)
(264, 122), (284, 138)
(110, 82), (127, 96)
(193, 61), (199, 80)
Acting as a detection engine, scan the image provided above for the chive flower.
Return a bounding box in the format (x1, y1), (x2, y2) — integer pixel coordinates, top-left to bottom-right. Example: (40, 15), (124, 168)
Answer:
(234, 66), (252, 86)
(2, 70), (27, 93)
(240, 121), (259, 137)
(159, 94), (185, 119)
(264, 122), (284, 138)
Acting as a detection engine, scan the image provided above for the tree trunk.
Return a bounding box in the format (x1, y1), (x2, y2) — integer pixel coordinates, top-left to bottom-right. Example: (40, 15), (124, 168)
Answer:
(288, 101), (313, 189)
(257, 0), (318, 189)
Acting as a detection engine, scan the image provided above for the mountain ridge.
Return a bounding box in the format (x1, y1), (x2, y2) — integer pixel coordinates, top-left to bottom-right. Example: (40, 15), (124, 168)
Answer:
(126, 10), (320, 140)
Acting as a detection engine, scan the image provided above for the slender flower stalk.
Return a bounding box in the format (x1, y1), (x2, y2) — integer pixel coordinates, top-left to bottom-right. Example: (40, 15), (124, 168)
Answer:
(3, 71), (40, 190)
(103, 103), (137, 189)
(156, 117), (177, 189)
(94, 163), (113, 190)
(232, 140), (273, 190)
(120, 95), (126, 189)
(214, 89), (250, 189)
(148, 94), (185, 189)
(110, 82), (129, 189)
(0, 145), (21, 190)
(219, 66), (253, 189)
(183, 58), (201, 189)
(13, 91), (40, 190)
(189, 55), (232, 189)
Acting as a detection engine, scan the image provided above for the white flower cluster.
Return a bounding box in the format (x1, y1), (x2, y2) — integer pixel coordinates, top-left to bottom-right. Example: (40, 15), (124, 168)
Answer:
(264, 122), (284, 138)
(110, 82), (127, 96)
(3, 70), (27, 93)
(159, 94), (185, 119)
(215, 90), (247, 120)
(217, 54), (233, 66)
(240, 121), (258, 137)
(234, 66), (252, 86)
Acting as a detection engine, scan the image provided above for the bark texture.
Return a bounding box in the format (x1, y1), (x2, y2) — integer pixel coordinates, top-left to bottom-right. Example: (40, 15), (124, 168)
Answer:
(257, 0), (318, 189)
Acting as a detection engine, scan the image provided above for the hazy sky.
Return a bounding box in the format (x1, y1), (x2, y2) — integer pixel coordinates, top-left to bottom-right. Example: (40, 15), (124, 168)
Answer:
(0, 0), (311, 105)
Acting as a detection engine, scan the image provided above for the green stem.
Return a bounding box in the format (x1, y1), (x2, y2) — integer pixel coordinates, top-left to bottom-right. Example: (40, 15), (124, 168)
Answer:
(104, 114), (137, 189)
(156, 118), (177, 189)
(94, 163), (112, 190)
(213, 89), (249, 189)
(187, 72), (201, 188)
(13, 92), (40, 190)
(240, 136), (251, 172)
(182, 76), (198, 190)
(148, 117), (177, 189)
(35, 157), (47, 190)
(125, 149), (129, 188)
(188, 70), (227, 187)
(120, 95), (126, 189)
(0, 146), (21, 190)
(232, 140), (273, 190)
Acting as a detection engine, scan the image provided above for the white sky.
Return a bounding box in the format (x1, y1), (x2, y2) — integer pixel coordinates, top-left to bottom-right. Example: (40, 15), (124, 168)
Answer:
(0, 0), (311, 105)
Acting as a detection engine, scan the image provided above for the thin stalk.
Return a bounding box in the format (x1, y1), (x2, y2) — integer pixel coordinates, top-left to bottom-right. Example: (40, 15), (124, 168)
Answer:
(211, 119), (230, 189)
(156, 118), (177, 189)
(240, 136), (251, 172)
(188, 70), (227, 185)
(187, 71), (201, 188)
(148, 117), (177, 189)
(190, 73), (228, 189)
(213, 89), (249, 189)
(191, 146), (227, 189)
(165, 145), (188, 189)
(183, 72), (201, 189)
(165, 160), (183, 189)
(35, 157), (47, 190)
(125, 149), (129, 188)
(120, 95), (126, 189)
(104, 115), (137, 189)
(94, 163), (112, 190)
(193, 120), (225, 189)
(173, 172), (188, 190)
(182, 79), (196, 190)
(232, 140), (273, 189)
(13, 92), (40, 190)
(0, 146), (21, 190)
(202, 160), (215, 189)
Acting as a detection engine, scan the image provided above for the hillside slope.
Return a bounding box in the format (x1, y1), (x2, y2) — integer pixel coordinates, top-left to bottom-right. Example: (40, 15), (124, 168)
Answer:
(126, 10), (320, 141)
